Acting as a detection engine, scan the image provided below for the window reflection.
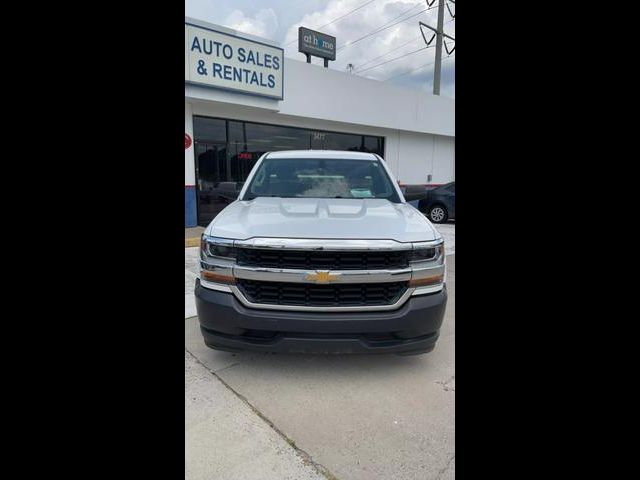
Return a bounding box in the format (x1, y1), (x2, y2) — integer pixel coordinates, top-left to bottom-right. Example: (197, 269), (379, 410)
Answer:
(193, 117), (226, 144)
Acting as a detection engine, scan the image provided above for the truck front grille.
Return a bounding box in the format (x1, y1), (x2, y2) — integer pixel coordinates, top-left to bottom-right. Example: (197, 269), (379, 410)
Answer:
(237, 279), (408, 307)
(236, 248), (410, 270)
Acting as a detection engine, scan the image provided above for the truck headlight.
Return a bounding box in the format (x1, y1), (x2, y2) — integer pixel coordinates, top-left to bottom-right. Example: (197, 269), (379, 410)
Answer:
(409, 240), (445, 294)
(200, 235), (237, 288)
(201, 235), (238, 259)
(409, 242), (444, 264)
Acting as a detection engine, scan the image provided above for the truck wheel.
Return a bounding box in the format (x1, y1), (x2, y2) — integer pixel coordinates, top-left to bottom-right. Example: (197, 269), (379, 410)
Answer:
(428, 205), (448, 223)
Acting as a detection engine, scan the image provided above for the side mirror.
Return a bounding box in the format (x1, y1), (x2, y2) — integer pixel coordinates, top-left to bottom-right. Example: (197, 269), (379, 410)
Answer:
(402, 185), (428, 202)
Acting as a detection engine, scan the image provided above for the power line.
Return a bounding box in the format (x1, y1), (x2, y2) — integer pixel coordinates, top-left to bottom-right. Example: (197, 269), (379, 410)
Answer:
(363, 1), (425, 31)
(337, 8), (426, 52)
(371, 1), (431, 30)
(335, 2), (424, 65)
(337, 1), (443, 52)
(282, 0), (379, 47)
(383, 53), (454, 82)
(352, 36), (422, 70)
(356, 45), (433, 74)
(316, 0), (379, 30)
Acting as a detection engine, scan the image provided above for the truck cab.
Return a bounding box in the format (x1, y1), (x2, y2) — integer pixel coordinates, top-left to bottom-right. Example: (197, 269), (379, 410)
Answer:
(195, 150), (447, 355)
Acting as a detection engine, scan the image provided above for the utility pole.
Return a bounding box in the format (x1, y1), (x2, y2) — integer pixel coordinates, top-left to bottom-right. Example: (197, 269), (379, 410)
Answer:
(433, 0), (445, 95)
(420, 0), (455, 95)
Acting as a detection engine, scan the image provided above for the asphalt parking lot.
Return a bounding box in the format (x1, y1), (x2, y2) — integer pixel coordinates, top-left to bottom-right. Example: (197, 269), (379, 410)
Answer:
(185, 224), (455, 480)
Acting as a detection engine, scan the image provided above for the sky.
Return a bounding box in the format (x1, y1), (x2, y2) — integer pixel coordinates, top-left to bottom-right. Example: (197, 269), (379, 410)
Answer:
(185, 0), (455, 98)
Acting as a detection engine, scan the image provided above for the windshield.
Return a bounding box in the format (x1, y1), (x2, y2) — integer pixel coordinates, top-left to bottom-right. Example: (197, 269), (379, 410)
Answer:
(242, 158), (401, 202)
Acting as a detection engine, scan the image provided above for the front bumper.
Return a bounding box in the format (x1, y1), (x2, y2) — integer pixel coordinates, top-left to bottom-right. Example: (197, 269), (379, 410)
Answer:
(194, 279), (447, 355)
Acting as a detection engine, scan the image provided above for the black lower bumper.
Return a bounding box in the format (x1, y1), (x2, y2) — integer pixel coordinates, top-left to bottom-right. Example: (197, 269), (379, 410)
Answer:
(194, 279), (447, 355)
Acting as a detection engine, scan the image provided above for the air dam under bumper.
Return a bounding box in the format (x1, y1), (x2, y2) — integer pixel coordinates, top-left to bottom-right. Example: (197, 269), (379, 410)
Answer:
(195, 279), (447, 355)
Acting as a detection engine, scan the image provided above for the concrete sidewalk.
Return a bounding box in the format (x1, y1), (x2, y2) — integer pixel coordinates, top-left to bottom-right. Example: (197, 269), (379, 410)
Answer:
(186, 351), (329, 480)
(186, 226), (205, 247)
(185, 246), (199, 318)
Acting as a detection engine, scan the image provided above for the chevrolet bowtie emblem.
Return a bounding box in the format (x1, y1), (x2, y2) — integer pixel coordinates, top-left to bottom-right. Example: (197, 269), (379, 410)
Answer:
(305, 271), (341, 283)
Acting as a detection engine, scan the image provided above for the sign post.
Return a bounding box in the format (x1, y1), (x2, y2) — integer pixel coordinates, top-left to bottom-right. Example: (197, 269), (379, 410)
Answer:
(298, 27), (336, 68)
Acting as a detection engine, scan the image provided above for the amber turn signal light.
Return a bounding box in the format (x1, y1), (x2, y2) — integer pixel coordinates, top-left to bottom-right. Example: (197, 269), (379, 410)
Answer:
(409, 274), (444, 287)
(201, 271), (236, 285)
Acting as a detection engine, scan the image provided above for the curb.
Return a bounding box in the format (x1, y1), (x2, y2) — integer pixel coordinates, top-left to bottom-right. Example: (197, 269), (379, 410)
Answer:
(185, 237), (200, 248)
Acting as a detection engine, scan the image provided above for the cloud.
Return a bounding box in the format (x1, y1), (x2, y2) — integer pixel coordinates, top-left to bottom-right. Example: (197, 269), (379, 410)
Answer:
(224, 8), (279, 38)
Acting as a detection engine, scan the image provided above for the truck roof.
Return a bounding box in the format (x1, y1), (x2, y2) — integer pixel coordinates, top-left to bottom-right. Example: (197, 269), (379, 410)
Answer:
(265, 150), (379, 160)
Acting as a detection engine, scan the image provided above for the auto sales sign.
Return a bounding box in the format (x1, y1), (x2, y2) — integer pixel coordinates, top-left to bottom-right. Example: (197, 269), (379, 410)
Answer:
(185, 23), (284, 100)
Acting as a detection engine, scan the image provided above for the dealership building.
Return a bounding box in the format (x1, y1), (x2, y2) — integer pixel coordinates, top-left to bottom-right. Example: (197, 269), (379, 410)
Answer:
(185, 17), (455, 227)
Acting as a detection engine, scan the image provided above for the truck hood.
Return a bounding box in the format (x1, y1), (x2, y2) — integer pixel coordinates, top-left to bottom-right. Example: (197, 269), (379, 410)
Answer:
(205, 197), (440, 243)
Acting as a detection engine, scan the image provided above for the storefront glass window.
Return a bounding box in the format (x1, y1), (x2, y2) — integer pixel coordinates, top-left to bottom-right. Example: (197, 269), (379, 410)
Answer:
(193, 117), (226, 144)
(192, 116), (385, 225)
(363, 136), (383, 153)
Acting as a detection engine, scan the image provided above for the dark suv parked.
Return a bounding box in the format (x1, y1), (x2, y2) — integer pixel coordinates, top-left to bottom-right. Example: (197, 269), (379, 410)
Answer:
(419, 182), (455, 223)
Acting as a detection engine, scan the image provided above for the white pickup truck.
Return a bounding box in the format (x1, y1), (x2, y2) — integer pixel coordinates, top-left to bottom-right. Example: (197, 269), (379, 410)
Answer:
(195, 150), (447, 355)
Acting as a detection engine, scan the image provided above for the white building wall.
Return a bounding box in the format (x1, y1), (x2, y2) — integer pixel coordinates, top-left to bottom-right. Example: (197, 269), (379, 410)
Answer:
(185, 102), (195, 186)
(432, 135), (455, 184)
(395, 131), (433, 185)
(277, 60), (454, 137)
(391, 132), (455, 186)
